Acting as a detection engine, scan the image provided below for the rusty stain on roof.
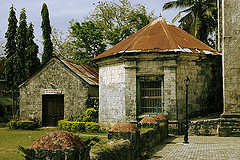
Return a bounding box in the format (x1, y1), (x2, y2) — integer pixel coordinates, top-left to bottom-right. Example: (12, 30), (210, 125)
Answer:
(60, 58), (98, 85)
(94, 18), (219, 60)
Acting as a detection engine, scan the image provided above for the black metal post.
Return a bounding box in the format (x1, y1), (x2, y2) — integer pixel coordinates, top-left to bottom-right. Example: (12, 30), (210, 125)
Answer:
(183, 76), (190, 144)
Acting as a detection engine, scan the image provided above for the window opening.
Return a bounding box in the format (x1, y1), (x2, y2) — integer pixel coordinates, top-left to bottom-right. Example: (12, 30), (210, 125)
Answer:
(140, 80), (162, 114)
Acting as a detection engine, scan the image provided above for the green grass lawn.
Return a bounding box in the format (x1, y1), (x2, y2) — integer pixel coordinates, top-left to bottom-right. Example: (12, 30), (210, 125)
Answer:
(0, 127), (107, 160)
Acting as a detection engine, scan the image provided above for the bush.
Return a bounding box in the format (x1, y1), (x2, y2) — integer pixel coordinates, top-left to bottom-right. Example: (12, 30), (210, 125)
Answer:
(58, 120), (85, 132)
(67, 114), (84, 122)
(7, 120), (18, 129)
(70, 122), (85, 132)
(58, 120), (66, 130)
(83, 108), (97, 122)
(85, 122), (100, 133)
(7, 120), (37, 130)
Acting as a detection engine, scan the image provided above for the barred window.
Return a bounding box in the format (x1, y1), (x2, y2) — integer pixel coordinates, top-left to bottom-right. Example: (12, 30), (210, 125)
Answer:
(140, 79), (163, 114)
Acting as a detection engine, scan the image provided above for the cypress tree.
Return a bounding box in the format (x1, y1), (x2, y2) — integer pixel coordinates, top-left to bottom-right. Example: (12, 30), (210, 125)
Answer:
(14, 8), (28, 88)
(4, 5), (17, 90)
(41, 3), (53, 63)
(26, 23), (40, 77)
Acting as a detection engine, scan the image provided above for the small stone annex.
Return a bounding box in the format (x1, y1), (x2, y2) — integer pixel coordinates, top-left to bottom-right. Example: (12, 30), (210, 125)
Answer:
(93, 17), (223, 132)
(19, 56), (98, 126)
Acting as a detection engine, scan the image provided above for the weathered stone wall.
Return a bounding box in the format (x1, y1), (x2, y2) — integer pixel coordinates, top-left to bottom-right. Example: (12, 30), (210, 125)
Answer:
(91, 122), (168, 160)
(97, 53), (222, 128)
(20, 58), (90, 123)
(163, 61), (177, 120)
(221, 0), (240, 116)
(176, 54), (223, 123)
(136, 54), (177, 120)
(98, 61), (127, 126)
(98, 54), (178, 128)
(136, 56), (165, 117)
(189, 118), (220, 136)
(124, 60), (137, 122)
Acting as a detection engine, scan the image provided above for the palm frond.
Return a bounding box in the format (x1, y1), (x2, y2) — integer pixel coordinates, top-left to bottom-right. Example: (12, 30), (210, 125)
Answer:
(163, 0), (217, 44)
(163, 0), (193, 11)
(172, 8), (191, 23)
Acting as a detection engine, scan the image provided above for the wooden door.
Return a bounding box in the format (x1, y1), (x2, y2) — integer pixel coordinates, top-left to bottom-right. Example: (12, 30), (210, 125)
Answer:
(42, 95), (64, 126)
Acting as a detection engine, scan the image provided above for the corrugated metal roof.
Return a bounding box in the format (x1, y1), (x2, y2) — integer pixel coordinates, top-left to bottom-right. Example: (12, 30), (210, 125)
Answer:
(94, 18), (219, 60)
(60, 59), (98, 85)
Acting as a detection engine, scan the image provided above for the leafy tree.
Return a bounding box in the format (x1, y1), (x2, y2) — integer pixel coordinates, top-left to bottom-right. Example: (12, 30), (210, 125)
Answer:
(51, 0), (153, 66)
(14, 8), (28, 87)
(69, 21), (106, 66)
(41, 3), (53, 63)
(87, 0), (154, 45)
(25, 23), (40, 77)
(4, 5), (18, 91)
(51, 28), (75, 59)
(4, 5), (18, 115)
(163, 0), (217, 47)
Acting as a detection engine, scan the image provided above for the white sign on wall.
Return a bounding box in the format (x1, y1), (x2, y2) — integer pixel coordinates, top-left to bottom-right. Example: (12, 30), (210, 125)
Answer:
(44, 89), (62, 94)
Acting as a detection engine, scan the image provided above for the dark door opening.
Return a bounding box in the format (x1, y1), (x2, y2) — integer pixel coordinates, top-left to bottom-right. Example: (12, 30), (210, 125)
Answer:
(42, 94), (64, 126)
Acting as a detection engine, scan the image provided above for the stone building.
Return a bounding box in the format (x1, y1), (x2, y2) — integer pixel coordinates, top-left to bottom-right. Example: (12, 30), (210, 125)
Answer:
(19, 57), (98, 126)
(94, 18), (223, 130)
(218, 0), (240, 135)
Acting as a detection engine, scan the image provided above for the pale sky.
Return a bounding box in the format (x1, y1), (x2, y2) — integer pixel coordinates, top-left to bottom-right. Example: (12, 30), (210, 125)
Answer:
(0, 0), (181, 53)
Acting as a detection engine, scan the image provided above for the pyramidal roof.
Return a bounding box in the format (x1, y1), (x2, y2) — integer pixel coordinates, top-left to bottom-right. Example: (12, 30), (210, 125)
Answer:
(94, 18), (219, 60)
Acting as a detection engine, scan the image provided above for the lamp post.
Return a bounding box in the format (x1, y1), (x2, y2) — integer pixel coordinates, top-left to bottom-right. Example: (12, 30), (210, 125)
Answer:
(183, 76), (190, 144)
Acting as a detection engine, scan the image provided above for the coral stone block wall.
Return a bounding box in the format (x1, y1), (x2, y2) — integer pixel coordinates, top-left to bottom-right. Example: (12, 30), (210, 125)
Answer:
(20, 58), (89, 123)
(99, 62), (127, 126)
(222, 0), (240, 115)
(97, 53), (222, 128)
(176, 54), (223, 122)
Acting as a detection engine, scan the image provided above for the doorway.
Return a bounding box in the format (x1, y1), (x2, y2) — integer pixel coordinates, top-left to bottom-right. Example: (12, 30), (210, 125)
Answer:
(42, 95), (64, 126)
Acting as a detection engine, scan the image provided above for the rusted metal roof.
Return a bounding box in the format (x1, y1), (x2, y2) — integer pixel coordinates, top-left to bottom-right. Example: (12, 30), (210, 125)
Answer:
(94, 18), (219, 60)
(60, 58), (98, 85)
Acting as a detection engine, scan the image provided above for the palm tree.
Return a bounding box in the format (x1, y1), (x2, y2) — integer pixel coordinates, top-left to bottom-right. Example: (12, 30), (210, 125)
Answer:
(163, 0), (217, 47)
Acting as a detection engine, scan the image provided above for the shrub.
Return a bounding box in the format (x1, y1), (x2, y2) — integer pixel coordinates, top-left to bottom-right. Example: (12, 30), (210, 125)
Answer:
(83, 108), (97, 122)
(7, 120), (18, 129)
(7, 120), (37, 130)
(67, 115), (74, 121)
(67, 114), (84, 122)
(58, 120), (66, 130)
(85, 122), (100, 133)
(70, 122), (85, 132)
(58, 120), (85, 132)
(17, 121), (36, 130)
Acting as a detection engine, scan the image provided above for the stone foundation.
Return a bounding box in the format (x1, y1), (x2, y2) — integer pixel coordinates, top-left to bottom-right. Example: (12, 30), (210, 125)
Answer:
(189, 118), (220, 136)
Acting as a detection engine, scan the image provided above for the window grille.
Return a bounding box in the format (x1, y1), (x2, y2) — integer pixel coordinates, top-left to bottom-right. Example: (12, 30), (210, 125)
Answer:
(140, 80), (162, 114)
